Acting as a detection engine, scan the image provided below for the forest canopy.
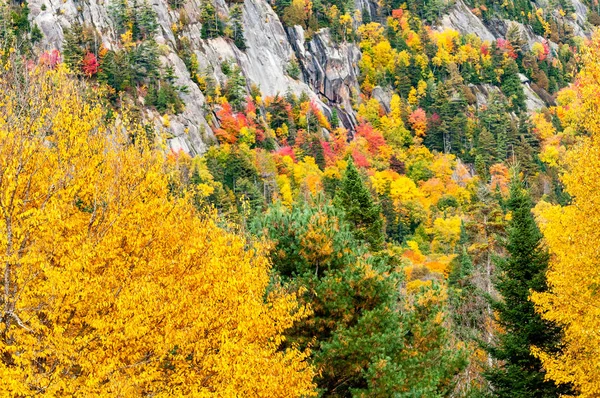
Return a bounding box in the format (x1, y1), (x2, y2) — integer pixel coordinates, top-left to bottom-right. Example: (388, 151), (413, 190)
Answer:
(0, 61), (315, 396)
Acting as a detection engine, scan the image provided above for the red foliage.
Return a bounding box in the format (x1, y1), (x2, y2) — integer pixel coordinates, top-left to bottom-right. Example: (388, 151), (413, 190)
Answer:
(82, 52), (99, 77)
(540, 41), (550, 61)
(497, 38), (517, 59)
(39, 50), (61, 69)
(275, 146), (296, 161)
(355, 123), (385, 156)
(246, 99), (257, 115)
(408, 108), (428, 137)
(351, 148), (370, 168)
(496, 38), (508, 49)
(392, 8), (404, 20)
(321, 140), (336, 166)
(214, 103), (248, 144)
(328, 128), (349, 157)
(213, 101), (265, 144)
(480, 43), (489, 56)
(293, 129), (309, 150)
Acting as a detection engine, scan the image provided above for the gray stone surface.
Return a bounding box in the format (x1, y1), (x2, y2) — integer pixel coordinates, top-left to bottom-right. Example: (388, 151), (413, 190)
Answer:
(438, 0), (495, 42)
(25, 0), (593, 154)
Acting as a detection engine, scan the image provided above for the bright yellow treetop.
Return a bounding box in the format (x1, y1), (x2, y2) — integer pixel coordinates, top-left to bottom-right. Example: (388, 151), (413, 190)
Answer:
(0, 63), (315, 396)
(531, 32), (600, 397)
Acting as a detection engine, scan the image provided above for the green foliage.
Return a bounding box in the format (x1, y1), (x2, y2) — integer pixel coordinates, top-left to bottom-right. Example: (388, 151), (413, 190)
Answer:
(203, 145), (266, 216)
(145, 66), (186, 114)
(223, 65), (247, 112)
(98, 40), (161, 93)
(335, 159), (385, 251)
(500, 59), (526, 113)
(447, 224), (484, 343)
(405, 0), (448, 23)
(252, 198), (466, 397)
(229, 4), (246, 50)
(485, 173), (572, 397)
(135, 0), (159, 39)
(30, 24), (43, 44)
(109, 0), (158, 40)
(145, 81), (184, 114)
(0, 2), (40, 54)
(330, 109), (339, 128)
(286, 58), (301, 80)
(267, 94), (294, 130)
(200, 1), (225, 39)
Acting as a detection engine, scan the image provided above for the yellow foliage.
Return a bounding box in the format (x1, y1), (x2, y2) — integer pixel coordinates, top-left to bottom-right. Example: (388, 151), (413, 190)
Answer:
(531, 113), (556, 141)
(379, 95), (411, 149)
(530, 32), (600, 396)
(431, 216), (462, 252)
(357, 22), (386, 48)
(404, 241), (426, 264)
(293, 156), (323, 195)
(370, 170), (400, 195)
(277, 174), (294, 207)
(390, 175), (422, 205)
(406, 279), (433, 293)
(538, 144), (561, 167)
(0, 64), (316, 396)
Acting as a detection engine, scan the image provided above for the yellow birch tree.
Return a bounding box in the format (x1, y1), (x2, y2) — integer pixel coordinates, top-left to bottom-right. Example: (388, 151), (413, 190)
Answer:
(0, 61), (315, 396)
(531, 32), (600, 397)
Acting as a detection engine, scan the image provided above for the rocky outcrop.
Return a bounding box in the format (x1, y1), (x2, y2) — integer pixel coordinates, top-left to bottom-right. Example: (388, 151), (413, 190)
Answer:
(522, 83), (545, 112)
(354, 0), (379, 22)
(25, 0), (591, 154)
(287, 27), (361, 129)
(469, 82), (544, 112)
(371, 86), (393, 113)
(571, 0), (590, 34)
(437, 0), (495, 42)
(27, 0), (335, 153)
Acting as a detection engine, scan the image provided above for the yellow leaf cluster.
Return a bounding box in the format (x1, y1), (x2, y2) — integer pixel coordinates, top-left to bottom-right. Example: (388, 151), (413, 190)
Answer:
(0, 64), (315, 396)
(531, 32), (600, 397)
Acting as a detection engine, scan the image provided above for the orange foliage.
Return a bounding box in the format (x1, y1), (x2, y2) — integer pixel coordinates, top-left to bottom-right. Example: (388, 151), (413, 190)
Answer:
(489, 163), (510, 194)
(409, 108), (428, 137)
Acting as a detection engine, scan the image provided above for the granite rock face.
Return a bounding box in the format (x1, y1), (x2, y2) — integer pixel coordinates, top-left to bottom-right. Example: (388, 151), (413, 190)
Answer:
(27, 0), (331, 153)
(25, 0), (593, 153)
(438, 0), (496, 42)
(288, 27), (361, 129)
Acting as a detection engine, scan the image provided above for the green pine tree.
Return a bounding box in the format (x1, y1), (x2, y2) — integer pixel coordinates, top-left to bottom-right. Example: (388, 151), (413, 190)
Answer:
(485, 172), (572, 397)
(447, 223), (487, 343)
(477, 127), (496, 170)
(252, 198), (465, 397)
(330, 108), (339, 128)
(335, 159), (385, 250)
(200, 1), (223, 39)
(62, 23), (85, 71)
(223, 66), (247, 112)
(229, 4), (246, 50)
(501, 59), (526, 113)
(496, 129), (508, 162)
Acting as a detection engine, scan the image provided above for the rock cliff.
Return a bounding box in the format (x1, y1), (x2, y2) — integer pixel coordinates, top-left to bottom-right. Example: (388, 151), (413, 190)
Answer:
(25, 0), (593, 153)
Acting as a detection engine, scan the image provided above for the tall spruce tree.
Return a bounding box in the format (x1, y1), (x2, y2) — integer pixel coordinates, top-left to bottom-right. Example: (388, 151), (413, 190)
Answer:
(485, 173), (571, 397)
(200, 1), (223, 39)
(229, 4), (246, 50)
(336, 158), (385, 250)
(500, 59), (526, 113)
